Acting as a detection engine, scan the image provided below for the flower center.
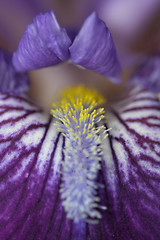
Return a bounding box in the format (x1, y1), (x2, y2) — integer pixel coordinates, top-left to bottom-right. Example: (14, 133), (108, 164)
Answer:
(51, 85), (107, 223)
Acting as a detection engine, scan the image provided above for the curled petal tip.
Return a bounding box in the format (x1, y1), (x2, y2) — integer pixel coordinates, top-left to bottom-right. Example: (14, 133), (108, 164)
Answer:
(13, 10), (71, 71)
(70, 12), (121, 83)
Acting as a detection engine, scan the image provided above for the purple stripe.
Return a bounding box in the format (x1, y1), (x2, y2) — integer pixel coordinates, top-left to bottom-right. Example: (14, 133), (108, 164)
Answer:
(0, 94), (73, 239)
(0, 87), (160, 239)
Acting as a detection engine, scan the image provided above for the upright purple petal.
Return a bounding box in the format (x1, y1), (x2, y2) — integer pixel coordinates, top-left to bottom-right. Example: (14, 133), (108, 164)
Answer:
(70, 12), (121, 83)
(0, 49), (29, 94)
(131, 54), (160, 92)
(13, 11), (72, 71)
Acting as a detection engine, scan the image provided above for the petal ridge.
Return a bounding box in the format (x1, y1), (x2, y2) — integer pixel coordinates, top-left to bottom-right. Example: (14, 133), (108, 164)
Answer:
(70, 12), (121, 83)
(99, 87), (160, 239)
(13, 10), (72, 71)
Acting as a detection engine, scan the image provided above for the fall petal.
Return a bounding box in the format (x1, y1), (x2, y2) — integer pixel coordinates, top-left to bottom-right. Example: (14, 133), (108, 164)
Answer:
(13, 11), (71, 71)
(0, 50), (29, 94)
(66, 87), (160, 240)
(96, 87), (160, 239)
(0, 87), (159, 240)
(0, 94), (73, 239)
(70, 12), (121, 83)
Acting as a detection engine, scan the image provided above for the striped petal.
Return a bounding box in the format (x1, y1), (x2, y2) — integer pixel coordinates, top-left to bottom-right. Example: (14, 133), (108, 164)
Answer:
(0, 87), (159, 239)
(0, 50), (29, 94)
(13, 11), (71, 71)
(95, 87), (160, 239)
(64, 87), (160, 240)
(131, 54), (160, 93)
(0, 94), (73, 239)
(70, 12), (121, 83)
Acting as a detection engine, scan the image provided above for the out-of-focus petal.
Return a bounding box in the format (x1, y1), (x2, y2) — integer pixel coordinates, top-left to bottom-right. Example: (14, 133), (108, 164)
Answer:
(0, 49), (29, 94)
(0, 94), (73, 239)
(93, 87), (160, 239)
(70, 12), (121, 83)
(13, 10), (72, 71)
(131, 54), (160, 93)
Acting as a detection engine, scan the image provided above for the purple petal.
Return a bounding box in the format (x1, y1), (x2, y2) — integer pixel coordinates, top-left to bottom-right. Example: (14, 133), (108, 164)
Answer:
(0, 94), (73, 239)
(131, 54), (160, 93)
(13, 11), (72, 71)
(0, 49), (29, 94)
(70, 12), (121, 83)
(95, 87), (160, 239)
(0, 87), (159, 239)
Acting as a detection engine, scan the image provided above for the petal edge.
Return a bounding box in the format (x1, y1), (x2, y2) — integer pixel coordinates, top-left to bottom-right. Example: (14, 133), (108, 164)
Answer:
(13, 11), (72, 71)
(70, 12), (121, 83)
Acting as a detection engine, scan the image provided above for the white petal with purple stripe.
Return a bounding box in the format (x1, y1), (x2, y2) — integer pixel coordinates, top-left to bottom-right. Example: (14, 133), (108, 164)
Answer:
(100, 87), (160, 239)
(0, 87), (159, 240)
(0, 94), (72, 240)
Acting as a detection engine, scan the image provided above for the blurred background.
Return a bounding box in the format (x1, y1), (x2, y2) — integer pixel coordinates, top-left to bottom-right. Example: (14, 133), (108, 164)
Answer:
(0, 0), (160, 57)
(0, 0), (160, 109)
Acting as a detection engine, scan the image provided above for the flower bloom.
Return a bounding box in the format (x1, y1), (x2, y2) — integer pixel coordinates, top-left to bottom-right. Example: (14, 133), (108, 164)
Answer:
(0, 10), (160, 240)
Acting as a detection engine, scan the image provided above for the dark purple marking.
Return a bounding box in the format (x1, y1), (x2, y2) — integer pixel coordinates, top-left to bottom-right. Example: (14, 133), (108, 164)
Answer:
(0, 87), (159, 239)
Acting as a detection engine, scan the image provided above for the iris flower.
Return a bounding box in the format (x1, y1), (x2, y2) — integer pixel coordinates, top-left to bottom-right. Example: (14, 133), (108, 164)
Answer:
(0, 10), (160, 240)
